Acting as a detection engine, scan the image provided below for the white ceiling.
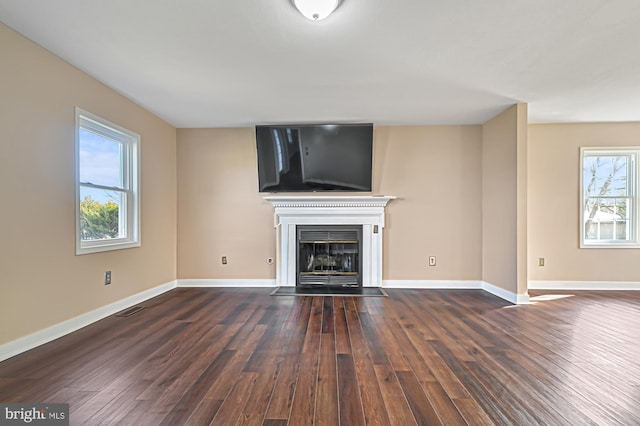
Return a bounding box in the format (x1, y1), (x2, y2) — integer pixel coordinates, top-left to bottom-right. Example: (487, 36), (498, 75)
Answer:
(1, 0), (640, 128)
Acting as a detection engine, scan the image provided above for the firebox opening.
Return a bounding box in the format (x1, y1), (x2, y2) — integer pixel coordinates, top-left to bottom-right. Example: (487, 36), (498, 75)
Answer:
(296, 225), (363, 288)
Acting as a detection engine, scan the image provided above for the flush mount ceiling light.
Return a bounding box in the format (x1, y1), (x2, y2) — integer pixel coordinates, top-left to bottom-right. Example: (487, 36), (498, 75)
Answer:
(293, 0), (341, 21)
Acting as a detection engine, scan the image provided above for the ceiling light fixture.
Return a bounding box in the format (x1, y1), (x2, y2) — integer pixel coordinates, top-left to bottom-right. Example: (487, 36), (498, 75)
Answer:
(293, 0), (341, 21)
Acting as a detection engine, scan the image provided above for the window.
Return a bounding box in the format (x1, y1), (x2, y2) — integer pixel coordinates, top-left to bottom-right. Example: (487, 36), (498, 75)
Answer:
(581, 147), (638, 247)
(75, 108), (140, 254)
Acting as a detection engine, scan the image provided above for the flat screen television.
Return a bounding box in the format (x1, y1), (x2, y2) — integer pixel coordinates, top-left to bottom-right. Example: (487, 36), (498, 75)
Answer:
(256, 123), (373, 192)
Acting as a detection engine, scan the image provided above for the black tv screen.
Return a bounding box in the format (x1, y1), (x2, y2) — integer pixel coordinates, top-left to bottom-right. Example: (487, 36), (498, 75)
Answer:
(256, 123), (373, 192)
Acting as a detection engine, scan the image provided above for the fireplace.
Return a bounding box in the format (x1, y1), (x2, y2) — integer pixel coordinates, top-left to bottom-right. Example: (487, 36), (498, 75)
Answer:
(264, 196), (395, 287)
(297, 225), (362, 287)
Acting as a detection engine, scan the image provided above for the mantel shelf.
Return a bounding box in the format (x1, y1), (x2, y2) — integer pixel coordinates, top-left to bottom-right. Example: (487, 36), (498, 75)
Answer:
(264, 195), (396, 209)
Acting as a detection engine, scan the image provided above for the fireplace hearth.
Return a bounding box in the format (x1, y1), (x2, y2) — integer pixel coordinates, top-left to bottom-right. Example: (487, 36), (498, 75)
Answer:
(297, 225), (362, 288)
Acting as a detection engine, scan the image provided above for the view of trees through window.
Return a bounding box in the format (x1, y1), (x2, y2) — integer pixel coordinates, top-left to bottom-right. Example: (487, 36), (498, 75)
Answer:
(583, 151), (633, 243)
(78, 126), (124, 241)
(79, 195), (120, 240)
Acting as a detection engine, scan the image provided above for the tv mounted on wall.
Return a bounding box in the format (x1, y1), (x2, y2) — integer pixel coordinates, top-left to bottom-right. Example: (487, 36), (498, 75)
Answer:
(255, 123), (373, 192)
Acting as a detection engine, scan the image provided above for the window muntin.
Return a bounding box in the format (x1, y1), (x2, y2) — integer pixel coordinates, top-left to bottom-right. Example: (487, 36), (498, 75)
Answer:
(581, 148), (637, 247)
(75, 108), (140, 254)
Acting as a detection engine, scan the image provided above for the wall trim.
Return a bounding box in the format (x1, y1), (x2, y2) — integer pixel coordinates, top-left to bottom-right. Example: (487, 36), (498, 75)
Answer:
(177, 279), (277, 287)
(382, 279), (529, 304)
(0, 280), (177, 363)
(383, 280), (482, 289)
(529, 280), (640, 290)
(482, 281), (530, 304)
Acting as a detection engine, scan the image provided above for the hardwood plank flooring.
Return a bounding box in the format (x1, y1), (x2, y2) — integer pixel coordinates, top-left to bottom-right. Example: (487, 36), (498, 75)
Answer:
(1, 288), (640, 425)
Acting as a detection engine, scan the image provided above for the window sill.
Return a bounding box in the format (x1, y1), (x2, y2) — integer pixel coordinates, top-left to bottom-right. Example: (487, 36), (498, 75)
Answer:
(76, 240), (140, 255)
(580, 242), (640, 249)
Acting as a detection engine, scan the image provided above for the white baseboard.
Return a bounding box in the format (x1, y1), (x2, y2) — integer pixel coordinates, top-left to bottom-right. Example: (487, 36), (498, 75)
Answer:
(382, 279), (528, 304)
(529, 280), (640, 290)
(382, 280), (482, 289)
(0, 280), (177, 363)
(177, 279), (277, 287)
(481, 281), (530, 304)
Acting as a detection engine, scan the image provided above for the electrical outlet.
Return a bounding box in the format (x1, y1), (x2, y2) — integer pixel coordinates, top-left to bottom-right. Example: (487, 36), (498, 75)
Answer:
(266, 257), (274, 265)
(428, 256), (436, 266)
(538, 258), (545, 267)
(104, 270), (112, 285)
(221, 256), (227, 265)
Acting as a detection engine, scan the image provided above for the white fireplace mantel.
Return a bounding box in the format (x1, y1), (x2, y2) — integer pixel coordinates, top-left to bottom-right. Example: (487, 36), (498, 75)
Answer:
(264, 196), (396, 287)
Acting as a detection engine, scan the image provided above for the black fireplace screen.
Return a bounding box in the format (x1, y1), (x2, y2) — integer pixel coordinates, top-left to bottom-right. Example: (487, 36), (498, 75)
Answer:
(297, 225), (362, 287)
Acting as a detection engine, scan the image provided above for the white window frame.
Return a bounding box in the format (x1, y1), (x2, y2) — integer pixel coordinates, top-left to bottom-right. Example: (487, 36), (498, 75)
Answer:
(580, 147), (639, 248)
(75, 108), (140, 255)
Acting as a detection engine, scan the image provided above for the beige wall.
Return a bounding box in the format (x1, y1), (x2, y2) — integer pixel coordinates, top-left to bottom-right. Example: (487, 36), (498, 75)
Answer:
(516, 104), (528, 295)
(177, 126), (483, 281)
(177, 128), (276, 279)
(529, 122), (640, 282)
(376, 126), (483, 280)
(0, 23), (177, 345)
(482, 104), (528, 295)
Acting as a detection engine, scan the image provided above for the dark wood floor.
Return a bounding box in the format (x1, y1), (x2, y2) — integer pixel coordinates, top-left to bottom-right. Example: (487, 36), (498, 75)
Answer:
(1, 288), (640, 425)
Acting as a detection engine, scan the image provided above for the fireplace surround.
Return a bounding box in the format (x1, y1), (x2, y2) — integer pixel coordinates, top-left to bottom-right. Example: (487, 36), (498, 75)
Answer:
(264, 196), (395, 287)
